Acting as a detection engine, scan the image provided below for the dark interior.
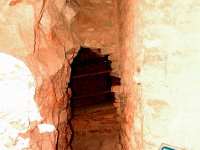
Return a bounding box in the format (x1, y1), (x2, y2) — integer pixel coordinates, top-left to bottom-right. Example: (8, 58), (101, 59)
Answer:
(69, 47), (120, 115)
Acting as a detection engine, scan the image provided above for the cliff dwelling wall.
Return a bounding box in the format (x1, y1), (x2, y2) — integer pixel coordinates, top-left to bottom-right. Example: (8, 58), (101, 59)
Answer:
(0, 0), (79, 149)
(1, 0), (200, 150)
(0, 0), (121, 149)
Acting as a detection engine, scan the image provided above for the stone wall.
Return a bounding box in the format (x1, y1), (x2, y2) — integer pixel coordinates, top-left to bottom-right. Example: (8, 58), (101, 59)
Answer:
(3, 0), (200, 149)
(0, 0), (79, 149)
(71, 0), (119, 53)
(0, 0), (123, 149)
(120, 0), (200, 149)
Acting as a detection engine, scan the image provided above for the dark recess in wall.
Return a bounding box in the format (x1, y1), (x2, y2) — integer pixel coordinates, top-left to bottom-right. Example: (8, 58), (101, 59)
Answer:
(69, 47), (120, 115)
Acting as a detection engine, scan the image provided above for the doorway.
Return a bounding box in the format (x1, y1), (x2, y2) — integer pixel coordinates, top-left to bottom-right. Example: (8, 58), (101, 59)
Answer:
(69, 47), (121, 150)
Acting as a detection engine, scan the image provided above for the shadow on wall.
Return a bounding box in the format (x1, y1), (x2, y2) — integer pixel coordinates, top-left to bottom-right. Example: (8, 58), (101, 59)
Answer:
(0, 52), (57, 149)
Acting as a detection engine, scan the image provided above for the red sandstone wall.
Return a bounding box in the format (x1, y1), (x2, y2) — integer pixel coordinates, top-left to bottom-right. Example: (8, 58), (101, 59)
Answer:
(0, 0), (79, 149)
(0, 0), (122, 149)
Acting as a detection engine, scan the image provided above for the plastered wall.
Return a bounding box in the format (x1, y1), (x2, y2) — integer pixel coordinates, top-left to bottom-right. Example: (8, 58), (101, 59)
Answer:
(121, 0), (200, 149)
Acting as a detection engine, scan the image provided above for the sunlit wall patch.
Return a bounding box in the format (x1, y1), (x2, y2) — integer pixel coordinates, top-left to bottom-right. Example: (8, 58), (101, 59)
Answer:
(0, 52), (42, 149)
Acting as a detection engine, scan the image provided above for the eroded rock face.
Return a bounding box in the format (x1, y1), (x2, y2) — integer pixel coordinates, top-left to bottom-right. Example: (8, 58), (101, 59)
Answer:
(0, 0), (79, 149)
(0, 0), (124, 149)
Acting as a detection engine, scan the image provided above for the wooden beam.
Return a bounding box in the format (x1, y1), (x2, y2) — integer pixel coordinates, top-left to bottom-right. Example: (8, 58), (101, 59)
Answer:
(71, 69), (112, 79)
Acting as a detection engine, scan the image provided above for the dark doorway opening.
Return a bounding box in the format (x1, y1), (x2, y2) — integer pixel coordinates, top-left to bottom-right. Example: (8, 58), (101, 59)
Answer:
(69, 47), (120, 115)
(69, 47), (121, 150)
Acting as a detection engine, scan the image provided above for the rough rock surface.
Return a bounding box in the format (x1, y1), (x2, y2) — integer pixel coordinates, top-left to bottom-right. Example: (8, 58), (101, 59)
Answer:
(0, 0), (79, 149)
(0, 0), (123, 149)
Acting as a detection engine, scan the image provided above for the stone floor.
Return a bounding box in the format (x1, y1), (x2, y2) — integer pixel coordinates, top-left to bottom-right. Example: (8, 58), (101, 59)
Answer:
(70, 103), (121, 150)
